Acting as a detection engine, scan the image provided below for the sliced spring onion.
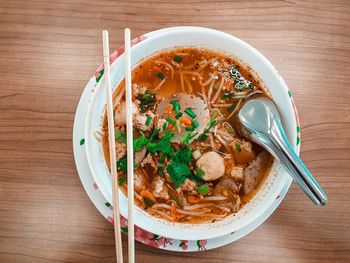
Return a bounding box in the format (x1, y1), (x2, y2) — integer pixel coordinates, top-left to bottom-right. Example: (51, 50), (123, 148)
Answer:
(162, 122), (168, 131)
(184, 107), (196, 118)
(198, 133), (208, 141)
(156, 71), (165, 80)
(166, 117), (176, 125)
(185, 127), (194, 131)
(197, 184), (210, 195)
(170, 100), (180, 113)
(191, 119), (199, 129)
(192, 149), (202, 160)
(175, 112), (183, 119)
(145, 116), (152, 126)
(173, 55), (183, 63)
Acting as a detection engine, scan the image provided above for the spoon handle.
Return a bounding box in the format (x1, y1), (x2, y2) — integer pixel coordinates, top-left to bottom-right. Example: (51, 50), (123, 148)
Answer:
(270, 122), (328, 206)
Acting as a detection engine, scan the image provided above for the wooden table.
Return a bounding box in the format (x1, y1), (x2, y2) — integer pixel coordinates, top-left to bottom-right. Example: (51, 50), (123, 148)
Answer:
(1, 0), (349, 262)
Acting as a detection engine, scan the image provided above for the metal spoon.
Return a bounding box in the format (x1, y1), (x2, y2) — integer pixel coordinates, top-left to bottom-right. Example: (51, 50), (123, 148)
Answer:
(237, 97), (327, 206)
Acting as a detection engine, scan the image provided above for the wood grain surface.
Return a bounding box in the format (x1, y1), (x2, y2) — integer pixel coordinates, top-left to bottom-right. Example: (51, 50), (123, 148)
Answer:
(0, 0), (349, 262)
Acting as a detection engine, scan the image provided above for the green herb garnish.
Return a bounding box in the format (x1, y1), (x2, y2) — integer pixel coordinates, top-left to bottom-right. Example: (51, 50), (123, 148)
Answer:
(162, 122), (168, 131)
(118, 175), (127, 185)
(175, 112), (183, 119)
(197, 184), (210, 195)
(191, 119), (199, 129)
(195, 167), (205, 178)
(184, 107), (196, 119)
(115, 128), (127, 143)
(145, 116), (152, 126)
(173, 55), (183, 63)
(170, 100), (180, 113)
(137, 91), (156, 112)
(117, 158), (127, 173)
(144, 198), (154, 207)
(133, 131), (148, 151)
(156, 71), (165, 80)
(185, 127), (195, 131)
(221, 91), (233, 99)
(198, 133), (208, 141)
(166, 117), (176, 125)
(235, 143), (241, 152)
(166, 146), (193, 188)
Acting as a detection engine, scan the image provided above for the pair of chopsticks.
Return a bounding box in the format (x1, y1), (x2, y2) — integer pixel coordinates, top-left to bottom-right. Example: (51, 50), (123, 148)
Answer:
(102, 29), (135, 263)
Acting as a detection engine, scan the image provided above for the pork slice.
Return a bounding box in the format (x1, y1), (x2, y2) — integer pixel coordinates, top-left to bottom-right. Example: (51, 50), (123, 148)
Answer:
(243, 151), (270, 194)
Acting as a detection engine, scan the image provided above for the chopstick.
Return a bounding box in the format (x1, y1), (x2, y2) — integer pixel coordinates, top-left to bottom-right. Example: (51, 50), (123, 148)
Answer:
(124, 28), (135, 263)
(102, 30), (124, 263)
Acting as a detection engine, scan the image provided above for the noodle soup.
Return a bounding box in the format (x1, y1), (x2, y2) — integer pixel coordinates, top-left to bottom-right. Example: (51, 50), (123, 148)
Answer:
(102, 47), (273, 224)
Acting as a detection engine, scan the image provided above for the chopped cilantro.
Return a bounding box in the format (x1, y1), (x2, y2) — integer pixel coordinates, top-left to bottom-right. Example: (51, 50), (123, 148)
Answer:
(118, 175), (127, 186)
(117, 158), (127, 173)
(133, 131), (148, 151)
(115, 128), (127, 143)
(145, 116), (152, 126)
(198, 184), (210, 195)
(195, 167), (205, 177)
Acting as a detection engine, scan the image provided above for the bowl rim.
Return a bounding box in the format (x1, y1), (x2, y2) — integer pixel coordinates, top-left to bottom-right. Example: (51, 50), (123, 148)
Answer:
(84, 26), (299, 240)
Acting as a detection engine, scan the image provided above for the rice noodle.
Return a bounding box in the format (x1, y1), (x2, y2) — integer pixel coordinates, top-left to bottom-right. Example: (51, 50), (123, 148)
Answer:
(171, 60), (180, 69)
(183, 74), (193, 93)
(154, 77), (167, 91)
(209, 133), (215, 149)
(182, 71), (202, 80)
(153, 203), (172, 209)
(202, 195), (228, 201)
(245, 89), (263, 99)
(217, 206), (231, 213)
(211, 103), (234, 107)
(148, 207), (174, 221)
(226, 99), (243, 119)
(155, 60), (174, 79)
(180, 73), (185, 92)
(207, 79), (215, 102)
(182, 203), (216, 211)
(211, 76), (225, 103)
(175, 208), (212, 216)
(200, 73), (218, 87)
(113, 88), (125, 109)
(215, 133), (229, 150)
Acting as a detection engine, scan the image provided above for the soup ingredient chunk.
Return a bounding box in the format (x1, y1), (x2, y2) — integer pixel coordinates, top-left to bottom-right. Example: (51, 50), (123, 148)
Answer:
(134, 169), (149, 192)
(114, 101), (139, 126)
(196, 151), (225, 181)
(243, 151), (269, 194)
(152, 177), (170, 200)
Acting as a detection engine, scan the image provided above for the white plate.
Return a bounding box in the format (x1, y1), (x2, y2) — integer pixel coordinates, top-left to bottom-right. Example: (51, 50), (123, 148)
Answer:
(83, 27), (301, 241)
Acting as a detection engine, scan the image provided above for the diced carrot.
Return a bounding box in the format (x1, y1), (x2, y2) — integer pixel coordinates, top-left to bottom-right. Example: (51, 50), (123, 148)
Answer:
(179, 116), (192, 126)
(140, 189), (156, 203)
(165, 104), (173, 113)
(187, 195), (200, 204)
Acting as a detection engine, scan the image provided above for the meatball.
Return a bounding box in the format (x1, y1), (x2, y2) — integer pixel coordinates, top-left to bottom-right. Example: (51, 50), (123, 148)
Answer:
(181, 179), (198, 195)
(134, 147), (147, 165)
(196, 151), (225, 181)
(114, 101), (139, 126)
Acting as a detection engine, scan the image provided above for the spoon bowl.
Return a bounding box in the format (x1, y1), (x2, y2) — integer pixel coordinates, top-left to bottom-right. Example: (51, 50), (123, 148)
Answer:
(237, 97), (328, 206)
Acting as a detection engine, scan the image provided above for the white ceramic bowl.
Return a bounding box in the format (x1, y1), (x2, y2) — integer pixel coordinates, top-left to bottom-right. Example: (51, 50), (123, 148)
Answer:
(84, 27), (298, 241)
